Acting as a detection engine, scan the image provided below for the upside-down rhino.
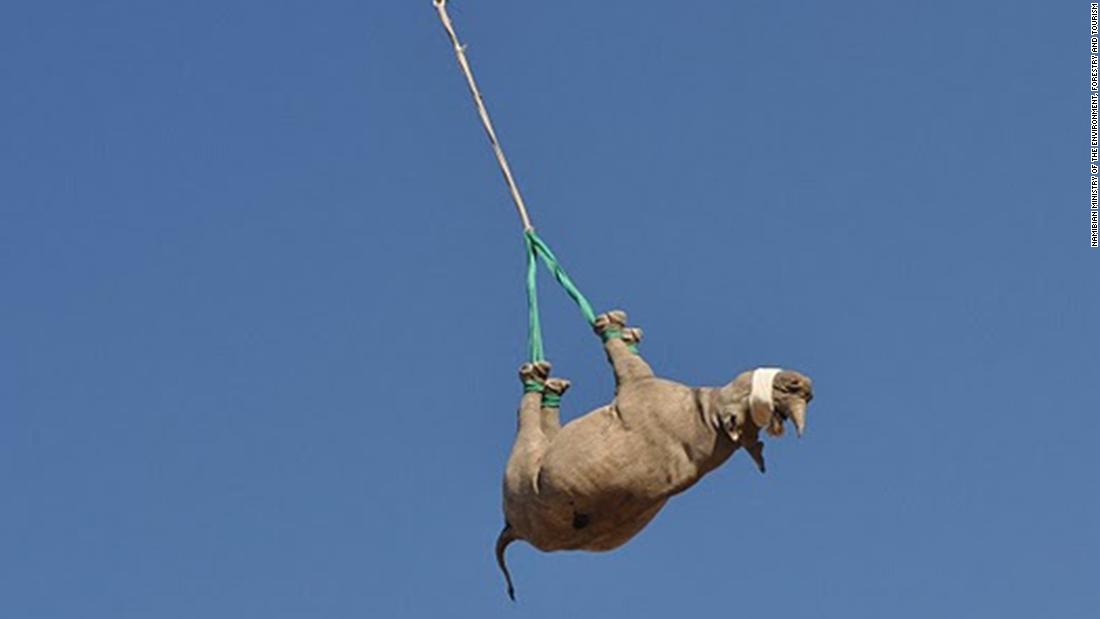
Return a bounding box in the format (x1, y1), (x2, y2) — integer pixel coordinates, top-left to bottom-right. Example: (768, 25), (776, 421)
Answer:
(496, 310), (815, 599)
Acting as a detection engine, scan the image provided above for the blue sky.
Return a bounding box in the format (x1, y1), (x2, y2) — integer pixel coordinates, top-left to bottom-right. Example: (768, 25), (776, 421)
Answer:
(2, 1), (1096, 617)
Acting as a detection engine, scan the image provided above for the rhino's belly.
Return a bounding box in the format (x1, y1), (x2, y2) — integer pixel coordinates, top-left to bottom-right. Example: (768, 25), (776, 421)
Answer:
(538, 414), (695, 501)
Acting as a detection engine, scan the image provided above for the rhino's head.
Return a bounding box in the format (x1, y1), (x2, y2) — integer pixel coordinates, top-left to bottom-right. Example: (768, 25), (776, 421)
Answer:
(715, 368), (815, 472)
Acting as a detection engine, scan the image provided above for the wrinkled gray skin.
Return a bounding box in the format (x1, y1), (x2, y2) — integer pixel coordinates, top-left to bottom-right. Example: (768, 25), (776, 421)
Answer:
(496, 311), (815, 600)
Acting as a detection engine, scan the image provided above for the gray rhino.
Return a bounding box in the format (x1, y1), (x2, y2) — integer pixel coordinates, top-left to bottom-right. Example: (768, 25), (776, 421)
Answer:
(496, 310), (815, 599)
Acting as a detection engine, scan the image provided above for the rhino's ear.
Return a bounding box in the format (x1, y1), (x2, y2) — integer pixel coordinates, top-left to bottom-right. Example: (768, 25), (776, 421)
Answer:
(749, 368), (782, 430)
(745, 441), (766, 473)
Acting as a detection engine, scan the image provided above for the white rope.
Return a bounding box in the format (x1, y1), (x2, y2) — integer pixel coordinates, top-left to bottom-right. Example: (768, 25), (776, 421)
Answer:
(432, 0), (534, 231)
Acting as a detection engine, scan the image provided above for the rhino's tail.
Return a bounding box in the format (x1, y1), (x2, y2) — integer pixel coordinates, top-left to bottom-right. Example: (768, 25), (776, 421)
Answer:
(495, 523), (518, 601)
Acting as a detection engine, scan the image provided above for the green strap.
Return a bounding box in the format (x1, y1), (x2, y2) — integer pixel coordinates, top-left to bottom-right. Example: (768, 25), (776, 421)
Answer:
(523, 380), (545, 393)
(524, 229), (597, 362)
(601, 328), (623, 342)
(525, 230), (597, 325)
(601, 328), (639, 354)
(542, 393), (562, 408)
(525, 233), (545, 362)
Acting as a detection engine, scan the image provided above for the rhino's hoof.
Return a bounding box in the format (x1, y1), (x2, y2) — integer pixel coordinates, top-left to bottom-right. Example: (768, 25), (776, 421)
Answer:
(593, 310), (628, 334)
(621, 327), (644, 344)
(544, 378), (571, 395)
(518, 361), (552, 384)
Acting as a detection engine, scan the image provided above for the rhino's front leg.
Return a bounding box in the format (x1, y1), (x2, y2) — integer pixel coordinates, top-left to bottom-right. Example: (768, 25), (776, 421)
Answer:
(594, 310), (655, 390)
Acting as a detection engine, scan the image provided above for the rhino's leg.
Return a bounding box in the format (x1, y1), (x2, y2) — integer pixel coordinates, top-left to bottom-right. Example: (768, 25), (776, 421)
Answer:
(505, 362), (552, 492)
(540, 378), (570, 439)
(594, 310), (655, 388)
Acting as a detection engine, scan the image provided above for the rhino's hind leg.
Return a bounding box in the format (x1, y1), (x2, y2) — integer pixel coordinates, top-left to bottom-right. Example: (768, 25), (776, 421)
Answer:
(540, 377), (570, 439)
(498, 363), (556, 602)
(513, 361), (551, 439)
(505, 361), (553, 493)
(594, 310), (655, 389)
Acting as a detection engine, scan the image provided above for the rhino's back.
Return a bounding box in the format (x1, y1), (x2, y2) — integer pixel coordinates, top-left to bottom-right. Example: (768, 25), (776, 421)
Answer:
(523, 494), (669, 552)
